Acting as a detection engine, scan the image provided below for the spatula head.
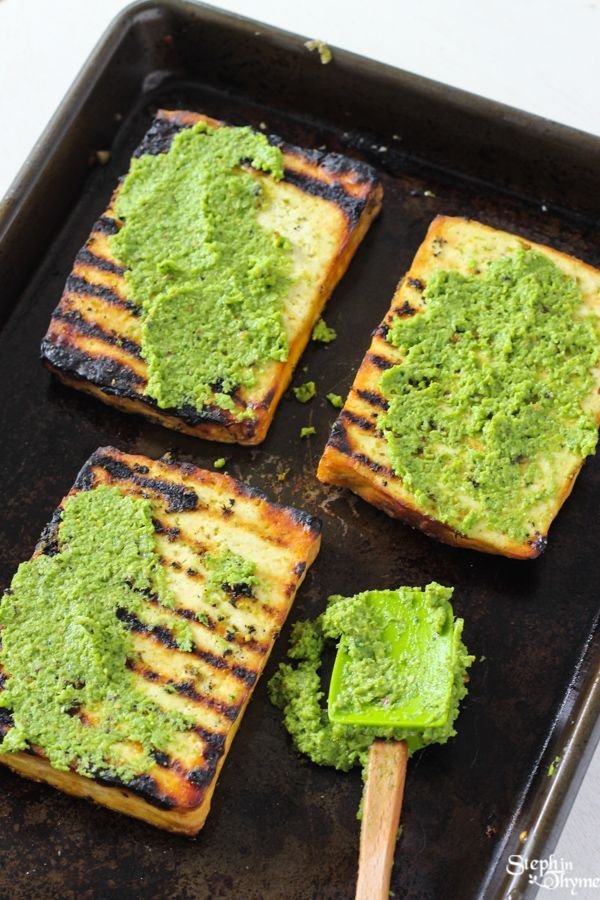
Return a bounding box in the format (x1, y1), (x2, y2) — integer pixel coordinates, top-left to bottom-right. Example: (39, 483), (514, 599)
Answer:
(327, 586), (461, 729)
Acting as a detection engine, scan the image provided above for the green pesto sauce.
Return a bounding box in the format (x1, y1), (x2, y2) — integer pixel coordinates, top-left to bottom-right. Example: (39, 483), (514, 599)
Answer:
(110, 123), (294, 415)
(268, 584), (473, 771)
(304, 39), (333, 65)
(326, 392), (344, 408)
(312, 317), (337, 344)
(293, 381), (316, 403)
(379, 250), (600, 540)
(327, 585), (458, 721)
(0, 486), (194, 782)
(203, 550), (257, 600)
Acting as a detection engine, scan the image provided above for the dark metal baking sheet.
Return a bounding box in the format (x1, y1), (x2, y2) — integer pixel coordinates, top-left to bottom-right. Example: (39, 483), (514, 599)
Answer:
(1, 3), (599, 897)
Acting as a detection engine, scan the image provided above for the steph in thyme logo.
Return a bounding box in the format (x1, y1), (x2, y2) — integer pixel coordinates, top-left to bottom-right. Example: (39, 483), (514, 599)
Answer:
(507, 854), (600, 894)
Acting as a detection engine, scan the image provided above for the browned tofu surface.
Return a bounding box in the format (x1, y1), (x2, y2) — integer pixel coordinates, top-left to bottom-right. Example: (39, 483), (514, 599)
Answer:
(0, 447), (321, 833)
(41, 110), (383, 444)
(318, 216), (600, 559)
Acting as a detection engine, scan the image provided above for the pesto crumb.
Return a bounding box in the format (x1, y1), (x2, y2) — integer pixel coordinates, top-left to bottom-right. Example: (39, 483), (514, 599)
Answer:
(304, 39), (333, 64)
(277, 469), (290, 482)
(213, 457), (227, 469)
(548, 755), (561, 777)
(326, 392), (344, 408)
(300, 426), (316, 439)
(293, 381), (316, 403)
(312, 317), (337, 344)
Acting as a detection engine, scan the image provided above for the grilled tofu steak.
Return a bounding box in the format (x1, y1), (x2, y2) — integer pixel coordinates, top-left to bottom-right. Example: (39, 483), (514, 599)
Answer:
(41, 110), (382, 445)
(318, 216), (600, 559)
(0, 447), (321, 834)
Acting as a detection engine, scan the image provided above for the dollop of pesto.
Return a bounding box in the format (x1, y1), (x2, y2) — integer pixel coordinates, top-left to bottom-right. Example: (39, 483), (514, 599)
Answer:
(110, 123), (294, 414)
(204, 550), (258, 600)
(0, 486), (194, 781)
(326, 392), (344, 408)
(312, 317), (337, 344)
(268, 584), (473, 771)
(379, 250), (600, 540)
(293, 381), (316, 403)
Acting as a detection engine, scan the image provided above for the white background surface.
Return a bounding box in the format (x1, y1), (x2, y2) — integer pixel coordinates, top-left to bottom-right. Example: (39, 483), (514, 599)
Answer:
(0, 0), (599, 895)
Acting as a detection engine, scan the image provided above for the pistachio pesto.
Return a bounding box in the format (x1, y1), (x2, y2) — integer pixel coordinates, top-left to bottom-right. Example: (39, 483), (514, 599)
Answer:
(110, 123), (294, 415)
(204, 550), (258, 601)
(326, 392), (344, 408)
(293, 381), (316, 403)
(312, 317), (337, 344)
(0, 485), (194, 782)
(268, 584), (473, 771)
(379, 250), (600, 541)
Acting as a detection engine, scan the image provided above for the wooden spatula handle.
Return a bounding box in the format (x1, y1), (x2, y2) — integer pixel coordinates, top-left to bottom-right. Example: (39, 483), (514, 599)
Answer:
(356, 739), (408, 900)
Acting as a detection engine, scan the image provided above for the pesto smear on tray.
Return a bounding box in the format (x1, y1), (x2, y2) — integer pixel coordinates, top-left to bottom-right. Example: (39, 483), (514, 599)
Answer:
(0, 485), (200, 782)
(268, 584), (473, 771)
(378, 250), (600, 541)
(110, 123), (294, 415)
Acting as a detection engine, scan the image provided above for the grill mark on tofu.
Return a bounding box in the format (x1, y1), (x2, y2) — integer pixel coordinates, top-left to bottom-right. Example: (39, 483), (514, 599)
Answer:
(149, 748), (221, 796)
(73, 460), (98, 492)
(228, 479), (321, 535)
(355, 389), (388, 411)
(328, 419), (353, 456)
(366, 352), (394, 371)
(91, 451), (199, 513)
(76, 246), (125, 276)
(64, 273), (138, 315)
(340, 409), (376, 432)
(0, 707), (14, 740)
(51, 308), (142, 359)
(328, 419), (396, 478)
(94, 215), (119, 236)
(154, 504), (307, 556)
(117, 609), (258, 686)
(348, 452), (395, 478)
(146, 595), (271, 656)
(92, 770), (176, 811)
(144, 733), (227, 805)
(282, 168), (366, 226)
(132, 663), (241, 722)
(391, 301), (418, 318)
(36, 507), (63, 556)
(133, 115), (185, 158)
(41, 337), (145, 396)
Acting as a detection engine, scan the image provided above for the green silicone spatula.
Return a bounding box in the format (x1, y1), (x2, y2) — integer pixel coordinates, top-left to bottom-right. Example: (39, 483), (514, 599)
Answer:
(327, 589), (462, 900)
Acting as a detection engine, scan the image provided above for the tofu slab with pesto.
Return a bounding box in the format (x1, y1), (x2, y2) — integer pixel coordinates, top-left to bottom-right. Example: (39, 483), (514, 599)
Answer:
(41, 110), (382, 445)
(318, 216), (600, 559)
(0, 447), (321, 834)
